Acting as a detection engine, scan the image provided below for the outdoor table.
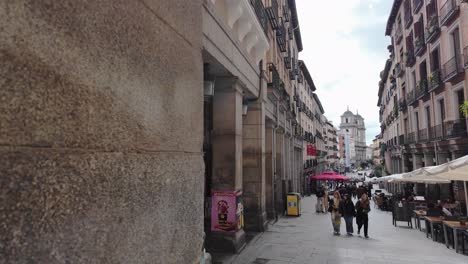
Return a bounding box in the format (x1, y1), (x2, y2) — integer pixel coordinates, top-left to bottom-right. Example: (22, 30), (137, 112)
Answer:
(424, 216), (443, 241)
(413, 210), (426, 231)
(442, 221), (468, 253)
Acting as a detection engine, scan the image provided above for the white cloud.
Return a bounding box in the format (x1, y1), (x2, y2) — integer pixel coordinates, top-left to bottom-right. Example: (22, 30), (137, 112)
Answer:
(296, 0), (391, 145)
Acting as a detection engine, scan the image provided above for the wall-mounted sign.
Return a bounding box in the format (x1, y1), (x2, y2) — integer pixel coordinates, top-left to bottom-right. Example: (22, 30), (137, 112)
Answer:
(307, 145), (317, 156)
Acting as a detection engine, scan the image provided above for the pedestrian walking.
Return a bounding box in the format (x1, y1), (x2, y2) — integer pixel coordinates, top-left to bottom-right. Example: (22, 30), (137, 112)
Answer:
(356, 193), (371, 238)
(323, 185), (329, 212)
(316, 185), (325, 213)
(341, 194), (356, 236)
(328, 191), (343, 235)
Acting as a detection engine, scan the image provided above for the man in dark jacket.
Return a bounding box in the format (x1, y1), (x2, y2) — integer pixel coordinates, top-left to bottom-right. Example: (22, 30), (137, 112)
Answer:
(340, 194), (356, 235)
(316, 186), (325, 213)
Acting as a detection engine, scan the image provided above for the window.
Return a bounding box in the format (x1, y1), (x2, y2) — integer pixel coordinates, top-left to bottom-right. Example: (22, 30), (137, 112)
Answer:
(430, 47), (440, 72)
(449, 28), (461, 58)
(425, 106), (431, 128)
(456, 89), (465, 119)
(420, 60), (427, 81)
(411, 71), (417, 90)
(439, 99), (446, 124)
(415, 112), (420, 132)
(346, 118), (348, 123)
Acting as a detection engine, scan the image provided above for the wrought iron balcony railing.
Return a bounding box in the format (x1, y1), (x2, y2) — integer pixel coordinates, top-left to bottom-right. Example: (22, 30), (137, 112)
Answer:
(267, 63), (281, 92)
(415, 79), (428, 100)
(406, 132), (416, 144)
(399, 98), (407, 111)
(395, 62), (405, 77)
(250, 0), (268, 34)
(399, 134), (405, 145)
(395, 26), (403, 44)
(440, 0), (459, 26)
(414, 36), (426, 56)
(405, 50), (416, 67)
(442, 54), (463, 82)
(445, 119), (467, 139)
(265, 0), (279, 30)
(417, 128), (428, 142)
(428, 69), (442, 92)
(425, 15), (440, 43)
(284, 56), (291, 69)
(276, 22), (287, 52)
(406, 89), (416, 106)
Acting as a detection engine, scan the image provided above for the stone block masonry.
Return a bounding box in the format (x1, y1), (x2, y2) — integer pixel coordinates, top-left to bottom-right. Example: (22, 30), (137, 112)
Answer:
(0, 0), (204, 263)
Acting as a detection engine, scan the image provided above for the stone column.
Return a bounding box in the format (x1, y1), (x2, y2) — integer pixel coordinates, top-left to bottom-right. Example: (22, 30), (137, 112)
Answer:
(424, 152), (435, 167)
(242, 99), (267, 232)
(210, 78), (245, 252)
(275, 128), (285, 215)
(265, 122), (276, 219)
(413, 153), (423, 169)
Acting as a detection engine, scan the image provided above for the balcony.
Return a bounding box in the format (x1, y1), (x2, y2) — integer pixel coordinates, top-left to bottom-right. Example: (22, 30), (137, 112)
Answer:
(445, 119), (467, 139)
(250, 0), (268, 33)
(425, 15), (440, 43)
(429, 119), (467, 140)
(265, 0), (279, 30)
(283, 4), (290, 22)
(440, 0), (459, 26)
(406, 89), (416, 106)
(464, 46), (468, 69)
(284, 56), (291, 69)
(395, 26), (403, 44)
(406, 132), (416, 144)
(276, 22), (287, 52)
(405, 50), (416, 67)
(428, 69), (443, 92)
(417, 128), (428, 143)
(395, 62), (405, 77)
(414, 36), (426, 57)
(442, 54), (464, 82)
(399, 134), (405, 145)
(430, 124), (444, 140)
(289, 70), (295, 80)
(267, 63), (282, 99)
(297, 74), (303, 83)
(399, 98), (408, 111)
(413, 0), (423, 13)
(415, 79), (428, 100)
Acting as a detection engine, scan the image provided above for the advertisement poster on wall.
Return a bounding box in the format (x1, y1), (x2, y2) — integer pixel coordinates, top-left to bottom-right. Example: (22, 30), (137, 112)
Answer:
(307, 145), (317, 156)
(211, 190), (243, 233)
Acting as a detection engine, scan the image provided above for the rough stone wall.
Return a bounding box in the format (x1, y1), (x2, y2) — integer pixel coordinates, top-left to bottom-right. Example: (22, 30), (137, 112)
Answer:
(0, 0), (204, 263)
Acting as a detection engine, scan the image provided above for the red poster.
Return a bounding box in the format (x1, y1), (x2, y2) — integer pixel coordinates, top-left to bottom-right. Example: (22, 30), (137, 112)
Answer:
(307, 145), (317, 156)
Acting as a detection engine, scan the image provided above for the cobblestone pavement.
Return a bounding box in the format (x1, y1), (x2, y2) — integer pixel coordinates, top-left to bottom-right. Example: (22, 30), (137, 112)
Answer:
(216, 196), (468, 264)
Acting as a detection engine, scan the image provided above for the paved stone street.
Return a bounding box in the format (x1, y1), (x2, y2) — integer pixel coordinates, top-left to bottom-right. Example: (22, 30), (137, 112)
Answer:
(216, 196), (467, 264)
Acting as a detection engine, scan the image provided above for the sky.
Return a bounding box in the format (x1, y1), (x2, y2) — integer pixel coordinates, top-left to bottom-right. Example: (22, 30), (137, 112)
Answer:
(296, 0), (393, 145)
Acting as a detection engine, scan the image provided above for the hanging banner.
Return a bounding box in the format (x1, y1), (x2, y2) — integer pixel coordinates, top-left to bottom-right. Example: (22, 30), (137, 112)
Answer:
(307, 145), (317, 156)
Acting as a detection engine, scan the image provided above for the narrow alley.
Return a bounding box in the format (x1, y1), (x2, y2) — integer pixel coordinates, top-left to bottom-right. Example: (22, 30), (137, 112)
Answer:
(217, 195), (468, 264)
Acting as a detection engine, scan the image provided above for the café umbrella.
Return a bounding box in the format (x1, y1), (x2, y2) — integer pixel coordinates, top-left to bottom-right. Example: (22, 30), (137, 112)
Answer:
(309, 171), (350, 181)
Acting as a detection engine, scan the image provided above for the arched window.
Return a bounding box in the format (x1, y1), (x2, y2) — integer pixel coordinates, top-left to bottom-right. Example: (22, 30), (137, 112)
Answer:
(346, 118), (348, 123)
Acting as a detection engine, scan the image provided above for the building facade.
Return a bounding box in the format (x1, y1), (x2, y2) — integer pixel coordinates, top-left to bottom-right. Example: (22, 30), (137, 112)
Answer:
(371, 136), (383, 165)
(2, 0), (328, 261)
(324, 120), (340, 168)
(338, 110), (367, 168)
(379, 0), (468, 174)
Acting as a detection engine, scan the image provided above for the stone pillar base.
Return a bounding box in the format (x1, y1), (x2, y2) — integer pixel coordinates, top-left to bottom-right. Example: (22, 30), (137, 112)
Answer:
(244, 211), (268, 232)
(206, 229), (246, 253)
